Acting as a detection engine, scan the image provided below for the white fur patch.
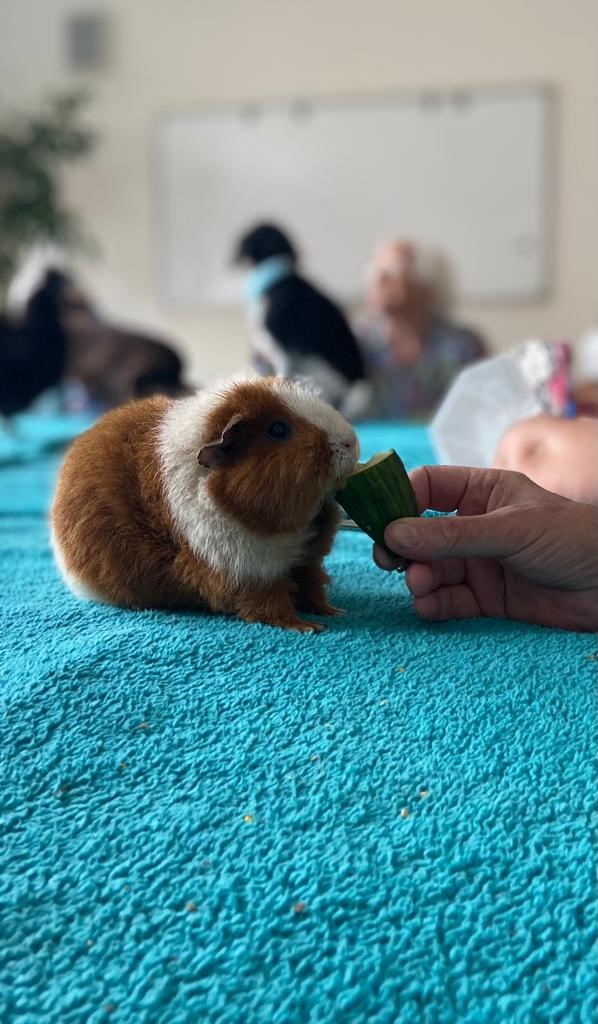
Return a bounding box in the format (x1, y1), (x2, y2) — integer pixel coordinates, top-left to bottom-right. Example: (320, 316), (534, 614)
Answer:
(50, 528), (105, 602)
(269, 378), (355, 440)
(268, 379), (360, 477)
(157, 381), (357, 585)
(248, 302), (292, 377)
(340, 379), (375, 421)
(6, 245), (69, 315)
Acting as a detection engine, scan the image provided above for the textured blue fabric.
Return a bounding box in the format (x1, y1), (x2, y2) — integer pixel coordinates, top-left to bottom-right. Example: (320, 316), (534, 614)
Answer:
(1, 415), (596, 1024)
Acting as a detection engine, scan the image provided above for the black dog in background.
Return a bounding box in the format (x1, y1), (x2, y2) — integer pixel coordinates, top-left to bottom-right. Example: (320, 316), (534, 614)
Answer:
(0, 271), (67, 417)
(235, 224), (373, 420)
(1, 269), (189, 418)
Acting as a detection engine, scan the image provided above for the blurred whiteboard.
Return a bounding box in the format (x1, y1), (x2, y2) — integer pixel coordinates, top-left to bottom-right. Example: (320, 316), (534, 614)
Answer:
(155, 87), (551, 307)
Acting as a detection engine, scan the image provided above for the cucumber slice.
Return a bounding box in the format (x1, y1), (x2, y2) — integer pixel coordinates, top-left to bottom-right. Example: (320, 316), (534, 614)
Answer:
(335, 449), (418, 568)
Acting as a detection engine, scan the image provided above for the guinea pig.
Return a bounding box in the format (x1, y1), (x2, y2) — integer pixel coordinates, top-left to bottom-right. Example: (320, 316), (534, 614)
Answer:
(51, 377), (359, 632)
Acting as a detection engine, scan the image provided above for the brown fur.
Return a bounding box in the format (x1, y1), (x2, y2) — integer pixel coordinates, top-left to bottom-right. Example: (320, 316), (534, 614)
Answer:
(201, 380), (334, 535)
(52, 397), (206, 610)
(51, 385), (345, 631)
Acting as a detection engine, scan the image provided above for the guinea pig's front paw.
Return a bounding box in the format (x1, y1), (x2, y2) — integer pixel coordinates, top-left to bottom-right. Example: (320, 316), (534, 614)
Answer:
(289, 618), (327, 634)
(235, 581), (326, 633)
(241, 611), (326, 633)
(240, 606), (327, 630)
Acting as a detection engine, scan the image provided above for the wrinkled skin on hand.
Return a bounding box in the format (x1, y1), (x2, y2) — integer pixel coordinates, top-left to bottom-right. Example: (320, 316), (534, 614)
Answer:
(374, 465), (598, 633)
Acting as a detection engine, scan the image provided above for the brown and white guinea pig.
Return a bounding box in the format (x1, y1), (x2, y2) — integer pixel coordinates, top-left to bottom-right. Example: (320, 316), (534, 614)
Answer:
(51, 377), (359, 632)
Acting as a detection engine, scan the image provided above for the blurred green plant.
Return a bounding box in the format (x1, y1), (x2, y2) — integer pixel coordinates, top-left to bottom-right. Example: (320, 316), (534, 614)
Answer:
(0, 91), (96, 298)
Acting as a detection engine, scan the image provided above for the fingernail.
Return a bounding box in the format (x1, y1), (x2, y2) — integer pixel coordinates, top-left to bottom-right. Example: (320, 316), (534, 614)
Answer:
(386, 521), (418, 549)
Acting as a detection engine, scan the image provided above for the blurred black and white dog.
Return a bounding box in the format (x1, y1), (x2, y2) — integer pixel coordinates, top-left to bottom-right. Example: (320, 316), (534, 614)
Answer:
(4, 254), (189, 413)
(234, 224), (373, 420)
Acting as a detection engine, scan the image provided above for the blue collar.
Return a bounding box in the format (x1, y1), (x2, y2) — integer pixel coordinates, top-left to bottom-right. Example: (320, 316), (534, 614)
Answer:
(244, 255), (295, 303)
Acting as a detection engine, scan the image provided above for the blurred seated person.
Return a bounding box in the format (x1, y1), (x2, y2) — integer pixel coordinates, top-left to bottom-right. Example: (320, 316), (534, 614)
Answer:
(355, 240), (485, 419)
(234, 223), (374, 421)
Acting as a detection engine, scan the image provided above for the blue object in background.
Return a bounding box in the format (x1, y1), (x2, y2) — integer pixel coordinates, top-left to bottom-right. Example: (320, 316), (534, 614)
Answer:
(243, 255), (295, 305)
(0, 416), (596, 1023)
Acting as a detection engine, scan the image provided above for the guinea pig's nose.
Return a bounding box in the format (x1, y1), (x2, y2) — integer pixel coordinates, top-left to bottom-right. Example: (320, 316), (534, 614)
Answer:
(343, 437), (358, 453)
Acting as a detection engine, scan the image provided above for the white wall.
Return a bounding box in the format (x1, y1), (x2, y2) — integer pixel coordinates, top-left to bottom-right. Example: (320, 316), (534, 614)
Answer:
(1, 0), (597, 386)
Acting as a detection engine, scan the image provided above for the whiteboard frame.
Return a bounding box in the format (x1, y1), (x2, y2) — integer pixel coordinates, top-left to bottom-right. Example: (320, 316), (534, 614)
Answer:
(151, 82), (555, 310)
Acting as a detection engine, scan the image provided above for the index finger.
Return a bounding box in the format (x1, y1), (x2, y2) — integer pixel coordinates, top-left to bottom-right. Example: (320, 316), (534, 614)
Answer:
(409, 465), (506, 516)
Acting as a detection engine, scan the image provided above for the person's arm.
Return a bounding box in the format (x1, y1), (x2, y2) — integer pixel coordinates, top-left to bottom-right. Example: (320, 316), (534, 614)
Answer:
(374, 465), (598, 632)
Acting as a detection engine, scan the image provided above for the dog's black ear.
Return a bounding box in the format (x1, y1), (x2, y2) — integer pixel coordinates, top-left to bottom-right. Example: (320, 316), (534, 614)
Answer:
(232, 223), (297, 266)
(44, 269), (70, 290)
(197, 415), (248, 469)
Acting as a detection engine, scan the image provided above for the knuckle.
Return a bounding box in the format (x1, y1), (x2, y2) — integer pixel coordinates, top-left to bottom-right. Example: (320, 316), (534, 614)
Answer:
(510, 469), (536, 492)
(435, 515), (460, 551)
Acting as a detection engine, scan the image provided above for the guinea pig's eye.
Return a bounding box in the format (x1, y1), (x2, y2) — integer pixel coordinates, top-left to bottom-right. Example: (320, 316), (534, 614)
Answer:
(267, 420), (291, 440)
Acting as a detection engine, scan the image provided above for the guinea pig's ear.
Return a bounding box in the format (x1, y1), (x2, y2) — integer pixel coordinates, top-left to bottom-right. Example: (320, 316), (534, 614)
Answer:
(197, 415), (248, 469)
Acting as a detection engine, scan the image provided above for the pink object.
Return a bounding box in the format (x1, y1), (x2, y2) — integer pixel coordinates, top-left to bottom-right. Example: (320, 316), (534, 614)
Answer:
(431, 340), (575, 468)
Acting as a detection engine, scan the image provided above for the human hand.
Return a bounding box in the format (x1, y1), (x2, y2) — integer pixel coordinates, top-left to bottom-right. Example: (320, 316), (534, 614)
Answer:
(374, 465), (598, 632)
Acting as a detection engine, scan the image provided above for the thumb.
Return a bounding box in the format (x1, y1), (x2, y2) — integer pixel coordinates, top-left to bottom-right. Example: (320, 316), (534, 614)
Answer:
(384, 510), (520, 562)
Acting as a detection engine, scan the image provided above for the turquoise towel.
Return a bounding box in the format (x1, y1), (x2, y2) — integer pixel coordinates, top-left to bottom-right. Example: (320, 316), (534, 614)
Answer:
(1, 415), (596, 1024)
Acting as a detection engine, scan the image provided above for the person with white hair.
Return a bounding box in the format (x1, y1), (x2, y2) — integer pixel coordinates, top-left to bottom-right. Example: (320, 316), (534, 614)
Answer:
(355, 239), (485, 419)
